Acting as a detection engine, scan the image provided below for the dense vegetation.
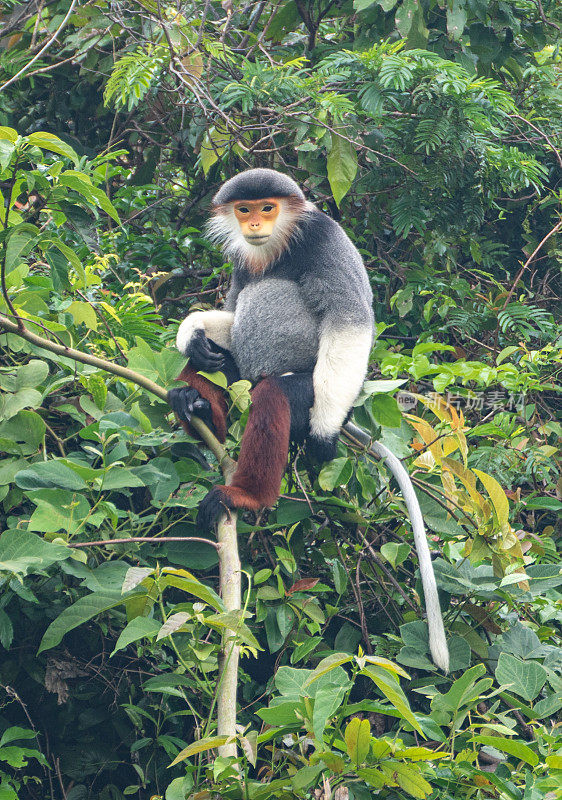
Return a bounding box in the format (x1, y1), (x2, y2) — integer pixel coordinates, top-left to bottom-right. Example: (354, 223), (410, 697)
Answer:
(0, 1), (560, 798)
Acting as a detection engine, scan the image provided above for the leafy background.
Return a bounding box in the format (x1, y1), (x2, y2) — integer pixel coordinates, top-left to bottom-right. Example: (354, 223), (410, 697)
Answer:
(0, 0), (560, 798)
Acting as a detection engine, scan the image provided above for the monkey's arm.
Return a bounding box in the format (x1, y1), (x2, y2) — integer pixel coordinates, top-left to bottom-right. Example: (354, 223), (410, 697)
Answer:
(308, 322), (372, 460)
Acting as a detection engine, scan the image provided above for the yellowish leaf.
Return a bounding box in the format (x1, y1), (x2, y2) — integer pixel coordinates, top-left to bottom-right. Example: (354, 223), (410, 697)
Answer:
(473, 468), (510, 529)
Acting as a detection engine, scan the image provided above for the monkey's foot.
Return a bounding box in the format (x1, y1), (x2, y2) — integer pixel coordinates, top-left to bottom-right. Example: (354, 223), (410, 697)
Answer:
(307, 432), (338, 463)
(197, 486), (235, 530)
(197, 485), (263, 530)
(168, 386), (214, 429)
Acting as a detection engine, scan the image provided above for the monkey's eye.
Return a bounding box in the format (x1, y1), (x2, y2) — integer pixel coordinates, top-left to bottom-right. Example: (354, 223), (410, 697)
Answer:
(262, 204), (274, 212)
(237, 206), (250, 214)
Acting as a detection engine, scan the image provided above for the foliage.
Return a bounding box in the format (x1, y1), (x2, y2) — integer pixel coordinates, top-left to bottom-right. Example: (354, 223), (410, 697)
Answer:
(0, 1), (560, 799)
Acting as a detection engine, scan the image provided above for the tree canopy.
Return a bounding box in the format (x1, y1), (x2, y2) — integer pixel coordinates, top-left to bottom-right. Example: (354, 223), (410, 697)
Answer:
(0, 1), (560, 799)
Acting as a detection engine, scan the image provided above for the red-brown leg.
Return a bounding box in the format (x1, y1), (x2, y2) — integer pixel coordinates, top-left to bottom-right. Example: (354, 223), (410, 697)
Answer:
(197, 377), (291, 529)
(175, 363), (228, 443)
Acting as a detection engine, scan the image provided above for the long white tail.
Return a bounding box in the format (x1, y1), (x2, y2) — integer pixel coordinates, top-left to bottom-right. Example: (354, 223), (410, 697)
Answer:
(344, 422), (449, 672)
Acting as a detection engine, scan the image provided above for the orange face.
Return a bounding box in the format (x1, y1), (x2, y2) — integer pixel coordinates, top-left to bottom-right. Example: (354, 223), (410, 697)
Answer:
(233, 198), (281, 245)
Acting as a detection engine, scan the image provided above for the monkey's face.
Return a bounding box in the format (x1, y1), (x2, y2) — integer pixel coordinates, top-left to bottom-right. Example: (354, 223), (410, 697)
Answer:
(233, 198), (281, 246)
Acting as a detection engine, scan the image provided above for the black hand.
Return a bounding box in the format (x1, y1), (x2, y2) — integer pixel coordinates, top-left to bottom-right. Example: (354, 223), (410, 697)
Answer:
(167, 386), (213, 427)
(307, 432), (339, 463)
(188, 329), (225, 373)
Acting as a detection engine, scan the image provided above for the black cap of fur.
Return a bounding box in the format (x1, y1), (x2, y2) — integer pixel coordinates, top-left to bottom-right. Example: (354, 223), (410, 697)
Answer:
(212, 168), (305, 205)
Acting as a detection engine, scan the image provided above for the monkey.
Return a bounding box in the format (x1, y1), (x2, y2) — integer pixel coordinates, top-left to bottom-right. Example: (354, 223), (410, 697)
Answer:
(168, 168), (449, 672)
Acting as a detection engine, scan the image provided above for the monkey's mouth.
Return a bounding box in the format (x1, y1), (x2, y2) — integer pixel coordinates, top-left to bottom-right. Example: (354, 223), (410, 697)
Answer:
(245, 235), (270, 246)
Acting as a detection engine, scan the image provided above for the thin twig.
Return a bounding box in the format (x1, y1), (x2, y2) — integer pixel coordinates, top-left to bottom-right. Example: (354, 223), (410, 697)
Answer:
(501, 215), (562, 311)
(0, 0), (78, 93)
(69, 536), (219, 549)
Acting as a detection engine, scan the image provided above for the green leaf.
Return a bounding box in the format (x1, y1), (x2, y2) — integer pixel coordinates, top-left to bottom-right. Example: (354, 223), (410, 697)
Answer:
(0, 411), (45, 455)
(318, 457), (353, 491)
(27, 132), (79, 166)
(0, 530), (70, 576)
(362, 664), (423, 734)
(327, 130), (357, 207)
(111, 616), (160, 655)
(371, 394), (402, 427)
(66, 300), (98, 330)
(389, 762), (432, 798)
(0, 127), (18, 143)
(0, 609), (14, 649)
(395, 0), (417, 36)
(0, 388), (42, 421)
(5, 230), (37, 272)
(381, 542), (410, 569)
(163, 569), (225, 611)
(0, 727), (37, 747)
(0, 140), (15, 171)
(15, 360), (49, 390)
(473, 469), (509, 529)
(169, 735), (233, 766)
(27, 489), (91, 535)
(58, 172), (120, 222)
(39, 591), (127, 653)
(495, 653), (547, 701)
(45, 249), (71, 293)
(345, 717), (371, 766)
(447, 0), (467, 40)
(470, 735), (538, 767)
(16, 461), (87, 491)
(127, 338), (186, 386)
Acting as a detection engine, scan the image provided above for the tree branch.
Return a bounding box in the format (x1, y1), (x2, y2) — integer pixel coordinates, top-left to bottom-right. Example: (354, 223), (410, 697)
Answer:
(0, 311), (241, 754)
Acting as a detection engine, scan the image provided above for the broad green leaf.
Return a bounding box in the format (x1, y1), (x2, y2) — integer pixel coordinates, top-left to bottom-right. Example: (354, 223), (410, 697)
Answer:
(111, 616), (160, 655)
(45, 249), (71, 293)
(345, 717), (371, 766)
(318, 457), (353, 491)
(304, 653), (353, 686)
(127, 338), (185, 385)
(389, 762), (432, 798)
(15, 360), (49, 390)
(276, 666), (314, 698)
(0, 727), (37, 747)
(0, 530), (70, 576)
(327, 130), (357, 207)
(0, 609), (14, 649)
(163, 571), (225, 611)
(0, 410), (47, 457)
(313, 686), (346, 741)
(27, 489), (91, 535)
(395, 0), (417, 36)
(27, 132), (79, 166)
(169, 735), (233, 765)
(495, 653), (546, 701)
(5, 230), (36, 272)
(470, 735), (538, 766)
(66, 301), (98, 330)
(447, 0), (467, 40)
(16, 461), (87, 491)
(0, 127), (18, 143)
(0, 140), (15, 171)
(362, 665), (423, 734)
(371, 394), (402, 427)
(39, 591), (127, 652)
(381, 542), (410, 568)
(0, 388), (42, 421)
